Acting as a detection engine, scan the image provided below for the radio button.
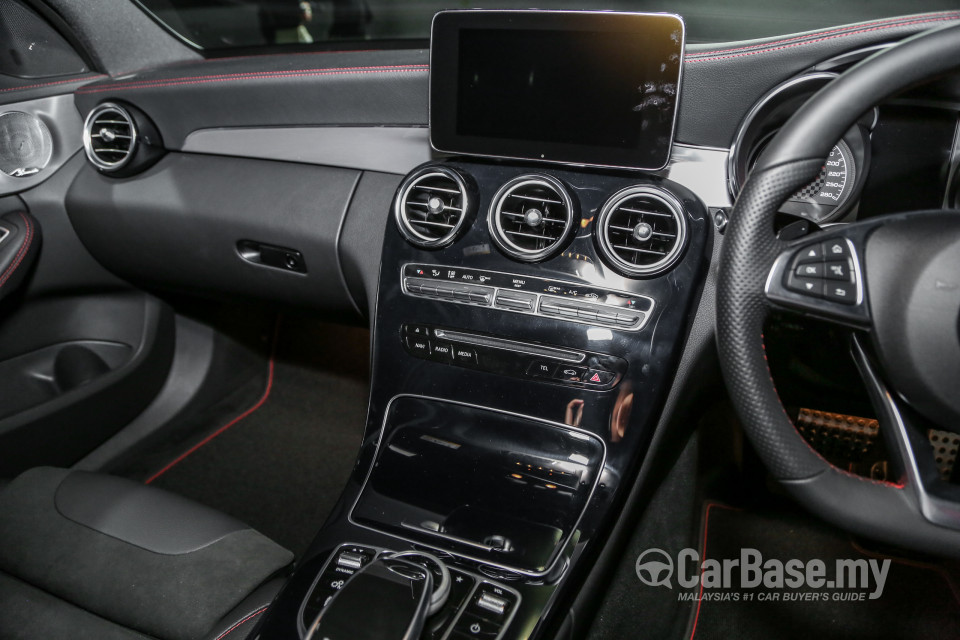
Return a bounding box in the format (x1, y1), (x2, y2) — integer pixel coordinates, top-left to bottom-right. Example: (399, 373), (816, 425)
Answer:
(431, 343), (454, 361)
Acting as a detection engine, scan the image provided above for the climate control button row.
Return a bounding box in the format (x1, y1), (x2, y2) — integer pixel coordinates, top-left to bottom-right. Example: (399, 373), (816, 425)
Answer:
(402, 264), (654, 332)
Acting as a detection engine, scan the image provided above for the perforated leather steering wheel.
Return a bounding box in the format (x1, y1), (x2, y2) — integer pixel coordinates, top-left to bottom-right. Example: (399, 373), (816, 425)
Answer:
(717, 23), (960, 556)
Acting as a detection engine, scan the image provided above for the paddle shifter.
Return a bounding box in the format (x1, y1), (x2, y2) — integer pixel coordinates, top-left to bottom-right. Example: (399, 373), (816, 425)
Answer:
(304, 552), (450, 640)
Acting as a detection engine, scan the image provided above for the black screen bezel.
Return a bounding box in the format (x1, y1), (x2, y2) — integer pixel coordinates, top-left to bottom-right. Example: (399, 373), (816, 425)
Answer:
(429, 10), (685, 171)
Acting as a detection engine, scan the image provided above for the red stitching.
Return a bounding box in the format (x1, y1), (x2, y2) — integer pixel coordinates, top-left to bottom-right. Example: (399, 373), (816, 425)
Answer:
(213, 605), (268, 640)
(145, 318), (280, 484)
(0, 213), (34, 290)
(849, 540), (960, 606)
(688, 12), (960, 58)
(76, 65), (428, 94)
(687, 16), (959, 63)
(688, 502), (741, 640)
(0, 74), (107, 94)
(197, 48), (378, 64)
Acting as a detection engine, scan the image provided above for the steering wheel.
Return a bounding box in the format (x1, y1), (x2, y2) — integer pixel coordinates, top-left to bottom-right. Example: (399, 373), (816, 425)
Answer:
(717, 23), (960, 556)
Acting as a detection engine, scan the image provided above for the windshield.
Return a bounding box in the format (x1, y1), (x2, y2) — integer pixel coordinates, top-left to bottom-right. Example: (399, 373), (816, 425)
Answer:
(135, 0), (960, 50)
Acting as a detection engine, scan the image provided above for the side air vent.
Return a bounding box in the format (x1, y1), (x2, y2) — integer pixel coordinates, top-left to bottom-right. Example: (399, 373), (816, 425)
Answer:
(83, 103), (137, 172)
(488, 174), (577, 262)
(394, 166), (472, 249)
(596, 186), (687, 277)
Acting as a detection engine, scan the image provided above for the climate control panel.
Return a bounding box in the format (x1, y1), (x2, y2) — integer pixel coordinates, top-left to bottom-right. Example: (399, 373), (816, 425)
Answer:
(401, 264), (654, 331)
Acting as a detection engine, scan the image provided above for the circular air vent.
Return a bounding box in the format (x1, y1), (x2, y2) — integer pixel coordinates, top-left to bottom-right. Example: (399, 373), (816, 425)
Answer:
(82, 103), (137, 172)
(488, 174), (576, 262)
(596, 186), (687, 277)
(394, 166), (471, 248)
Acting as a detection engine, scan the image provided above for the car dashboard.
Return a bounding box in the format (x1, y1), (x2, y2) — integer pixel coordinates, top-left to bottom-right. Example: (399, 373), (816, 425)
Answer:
(1, 7), (959, 640)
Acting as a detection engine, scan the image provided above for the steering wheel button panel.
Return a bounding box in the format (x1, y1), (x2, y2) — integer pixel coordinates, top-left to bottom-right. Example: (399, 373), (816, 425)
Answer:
(786, 274), (823, 297)
(823, 261), (852, 281)
(824, 281), (857, 303)
(767, 235), (868, 324)
(822, 238), (851, 259)
(795, 243), (824, 263)
(795, 263), (824, 278)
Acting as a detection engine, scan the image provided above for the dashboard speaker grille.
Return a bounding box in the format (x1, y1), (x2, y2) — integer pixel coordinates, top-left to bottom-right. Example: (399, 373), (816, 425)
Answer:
(83, 103), (137, 172)
(597, 186), (687, 276)
(395, 167), (471, 248)
(0, 112), (52, 177)
(489, 175), (576, 262)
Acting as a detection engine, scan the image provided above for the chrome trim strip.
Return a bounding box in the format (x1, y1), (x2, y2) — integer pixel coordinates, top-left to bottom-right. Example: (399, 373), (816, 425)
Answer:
(347, 394), (608, 579)
(182, 126), (438, 175)
(181, 131), (730, 208)
(432, 328), (585, 363)
(943, 113), (960, 208)
(664, 143), (732, 208)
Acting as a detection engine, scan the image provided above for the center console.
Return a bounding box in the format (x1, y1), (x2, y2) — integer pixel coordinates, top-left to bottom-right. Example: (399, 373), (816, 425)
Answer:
(254, 10), (712, 640)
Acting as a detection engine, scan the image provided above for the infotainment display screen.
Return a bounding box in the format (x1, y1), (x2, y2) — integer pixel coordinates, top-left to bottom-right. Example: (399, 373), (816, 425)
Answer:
(430, 11), (685, 171)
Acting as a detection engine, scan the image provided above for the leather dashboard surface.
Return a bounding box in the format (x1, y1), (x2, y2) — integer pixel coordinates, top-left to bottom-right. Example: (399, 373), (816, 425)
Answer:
(71, 11), (960, 149)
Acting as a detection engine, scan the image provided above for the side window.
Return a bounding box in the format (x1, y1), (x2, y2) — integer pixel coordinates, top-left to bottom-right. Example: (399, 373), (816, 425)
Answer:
(136, 0), (385, 49)
(0, 0), (88, 80)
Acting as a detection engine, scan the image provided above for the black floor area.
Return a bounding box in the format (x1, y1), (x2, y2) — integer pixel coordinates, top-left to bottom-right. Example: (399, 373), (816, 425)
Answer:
(149, 317), (370, 557)
(689, 505), (960, 640)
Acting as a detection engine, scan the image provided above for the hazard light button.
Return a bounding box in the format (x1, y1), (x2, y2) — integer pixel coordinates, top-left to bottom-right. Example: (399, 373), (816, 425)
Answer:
(584, 370), (615, 385)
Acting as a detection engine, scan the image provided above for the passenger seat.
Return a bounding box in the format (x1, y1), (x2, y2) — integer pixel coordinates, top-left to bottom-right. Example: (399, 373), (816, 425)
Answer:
(0, 467), (292, 640)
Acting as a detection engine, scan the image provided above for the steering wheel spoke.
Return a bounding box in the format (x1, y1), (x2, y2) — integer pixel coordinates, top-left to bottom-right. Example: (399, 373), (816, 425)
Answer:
(765, 227), (871, 328)
(718, 22), (960, 556)
(851, 335), (960, 530)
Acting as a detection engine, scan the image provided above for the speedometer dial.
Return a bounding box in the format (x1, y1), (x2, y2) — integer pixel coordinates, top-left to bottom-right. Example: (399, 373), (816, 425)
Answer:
(788, 140), (854, 206)
(779, 139), (857, 223)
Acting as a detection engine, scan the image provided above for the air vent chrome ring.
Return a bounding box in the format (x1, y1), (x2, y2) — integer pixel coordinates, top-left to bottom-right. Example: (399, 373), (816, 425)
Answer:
(488, 174), (576, 263)
(596, 185), (687, 277)
(394, 166), (471, 249)
(82, 103), (138, 172)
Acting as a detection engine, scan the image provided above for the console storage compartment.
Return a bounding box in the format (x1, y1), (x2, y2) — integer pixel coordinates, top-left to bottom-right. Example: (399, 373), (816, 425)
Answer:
(351, 396), (605, 575)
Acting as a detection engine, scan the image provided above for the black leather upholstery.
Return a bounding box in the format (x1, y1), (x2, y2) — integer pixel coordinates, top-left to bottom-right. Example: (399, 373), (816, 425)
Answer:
(681, 10), (960, 147)
(72, 49), (430, 149)
(0, 467), (293, 640)
(67, 11), (960, 152)
(0, 211), (41, 303)
(716, 158), (826, 482)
